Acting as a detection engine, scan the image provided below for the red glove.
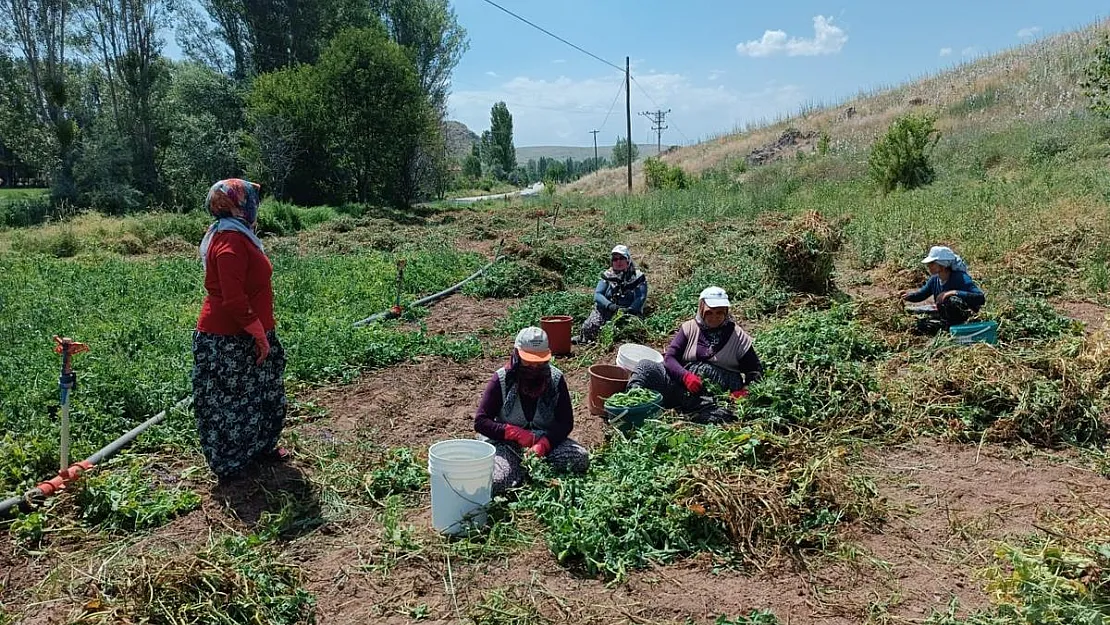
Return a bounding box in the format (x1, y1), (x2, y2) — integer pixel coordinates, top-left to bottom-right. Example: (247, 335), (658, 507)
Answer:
(730, 388), (749, 400)
(503, 425), (537, 447)
(245, 319), (270, 365)
(683, 372), (703, 394)
(529, 437), (552, 458)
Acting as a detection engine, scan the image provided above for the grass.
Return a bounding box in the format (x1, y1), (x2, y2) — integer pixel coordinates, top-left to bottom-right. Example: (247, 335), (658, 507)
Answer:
(0, 244), (484, 494)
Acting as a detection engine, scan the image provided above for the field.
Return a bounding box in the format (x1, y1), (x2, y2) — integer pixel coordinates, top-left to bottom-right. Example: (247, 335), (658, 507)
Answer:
(2, 23), (1110, 625)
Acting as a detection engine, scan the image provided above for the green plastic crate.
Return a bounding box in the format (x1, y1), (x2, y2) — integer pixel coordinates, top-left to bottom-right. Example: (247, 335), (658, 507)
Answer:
(949, 320), (998, 345)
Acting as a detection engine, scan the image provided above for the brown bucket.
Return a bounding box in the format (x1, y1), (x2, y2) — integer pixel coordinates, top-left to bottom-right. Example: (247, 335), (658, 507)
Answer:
(587, 364), (630, 416)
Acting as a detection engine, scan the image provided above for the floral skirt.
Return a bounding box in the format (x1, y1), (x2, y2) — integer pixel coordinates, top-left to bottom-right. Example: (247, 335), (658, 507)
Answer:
(192, 330), (286, 478)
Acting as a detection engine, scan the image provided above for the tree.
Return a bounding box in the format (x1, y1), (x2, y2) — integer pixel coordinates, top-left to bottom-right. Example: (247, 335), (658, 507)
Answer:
(488, 101), (515, 178)
(313, 27), (431, 204)
(611, 136), (638, 168)
(77, 0), (172, 198)
(461, 152), (481, 179)
(3, 0), (79, 200)
(544, 159), (566, 183)
(1081, 32), (1110, 118)
(868, 114), (939, 193)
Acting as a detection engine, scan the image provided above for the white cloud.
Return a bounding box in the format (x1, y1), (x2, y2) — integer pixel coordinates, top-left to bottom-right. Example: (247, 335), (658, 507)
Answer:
(736, 15), (847, 57)
(449, 73), (806, 146)
(1016, 26), (1042, 39)
(961, 46), (979, 57)
(708, 69), (726, 81)
(485, 71), (498, 77)
(939, 47), (952, 57)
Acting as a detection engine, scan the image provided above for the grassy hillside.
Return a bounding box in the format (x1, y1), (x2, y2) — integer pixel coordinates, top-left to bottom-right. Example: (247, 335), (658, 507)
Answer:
(516, 143), (661, 163)
(567, 23), (1105, 195)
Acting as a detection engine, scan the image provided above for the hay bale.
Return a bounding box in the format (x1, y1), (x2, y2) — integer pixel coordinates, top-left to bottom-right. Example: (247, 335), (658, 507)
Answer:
(767, 211), (845, 294)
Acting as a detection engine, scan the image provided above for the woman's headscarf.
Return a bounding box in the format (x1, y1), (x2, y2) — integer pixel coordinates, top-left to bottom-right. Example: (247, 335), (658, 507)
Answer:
(602, 244), (645, 293)
(199, 179), (265, 268)
(922, 245), (970, 273)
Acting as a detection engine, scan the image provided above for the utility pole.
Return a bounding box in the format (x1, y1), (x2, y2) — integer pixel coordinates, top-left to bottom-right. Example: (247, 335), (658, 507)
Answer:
(589, 129), (599, 171)
(639, 109), (670, 156)
(625, 56), (632, 192)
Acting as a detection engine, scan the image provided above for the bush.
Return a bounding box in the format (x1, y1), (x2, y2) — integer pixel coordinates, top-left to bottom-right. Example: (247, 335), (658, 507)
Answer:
(643, 158), (689, 190)
(0, 196), (51, 228)
(256, 201), (303, 236)
(868, 114), (940, 193)
(1081, 32), (1110, 118)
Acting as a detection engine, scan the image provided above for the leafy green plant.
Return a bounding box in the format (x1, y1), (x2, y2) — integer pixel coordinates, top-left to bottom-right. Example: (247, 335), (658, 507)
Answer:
(75, 462), (201, 532)
(500, 290), (594, 333)
(363, 447), (427, 500)
(868, 113), (940, 193)
(988, 298), (1081, 341)
(715, 611), (781, 625)
(644, 158), (689, 190)
(464, 260), (555, 298)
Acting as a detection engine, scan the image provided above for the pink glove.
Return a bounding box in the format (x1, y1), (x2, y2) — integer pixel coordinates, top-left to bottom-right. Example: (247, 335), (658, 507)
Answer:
(529, 437), (552, 458)
(683, 372), (703, 394)
(730, 389), (749, 400)
(245, 319), (270, 365)
(503, 425), (537, 447)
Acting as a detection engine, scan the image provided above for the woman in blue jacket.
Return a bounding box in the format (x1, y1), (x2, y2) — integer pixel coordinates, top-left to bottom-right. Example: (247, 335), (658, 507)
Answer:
(903, 245), (986, 335)
(577, 245), (648, 343)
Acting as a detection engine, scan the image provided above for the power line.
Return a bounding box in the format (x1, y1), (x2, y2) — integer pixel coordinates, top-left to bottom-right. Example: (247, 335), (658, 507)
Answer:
(630, 76), (692, 145)
(478, 0), (624, 73)
(639, 109), (670, 155)
(598, 78), (624, 132)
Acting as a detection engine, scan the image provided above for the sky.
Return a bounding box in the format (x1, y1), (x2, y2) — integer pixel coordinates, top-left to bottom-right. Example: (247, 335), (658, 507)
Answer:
(446, 0), (1107, 147)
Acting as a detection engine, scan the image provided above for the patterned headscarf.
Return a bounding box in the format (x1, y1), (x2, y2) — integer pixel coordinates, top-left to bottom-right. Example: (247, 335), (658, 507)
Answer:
(205, 178), (261, 226)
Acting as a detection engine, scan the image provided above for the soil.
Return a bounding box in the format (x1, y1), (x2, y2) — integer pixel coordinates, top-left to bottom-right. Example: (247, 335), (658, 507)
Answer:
(1053, 299), (1109, 333)
(3, 294), (1109, 624)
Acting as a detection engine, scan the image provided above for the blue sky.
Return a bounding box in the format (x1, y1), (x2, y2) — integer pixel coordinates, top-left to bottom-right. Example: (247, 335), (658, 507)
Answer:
(447, 0), (1106, 147)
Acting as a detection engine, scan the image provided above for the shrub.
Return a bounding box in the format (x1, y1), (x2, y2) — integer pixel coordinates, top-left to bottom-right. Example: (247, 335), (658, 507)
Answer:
(868, 114), (940, 193)
(1081, 32), (1110, 118)
(643, 158), (689, 190)
(256, 200), (303, 236)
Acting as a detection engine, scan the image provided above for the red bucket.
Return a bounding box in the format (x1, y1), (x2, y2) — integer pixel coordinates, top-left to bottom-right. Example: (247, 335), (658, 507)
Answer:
(540, 315), (573, 356)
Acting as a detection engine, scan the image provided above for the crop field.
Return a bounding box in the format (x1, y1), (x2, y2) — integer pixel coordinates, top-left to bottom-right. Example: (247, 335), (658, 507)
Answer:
(2, 25), (1110, 625)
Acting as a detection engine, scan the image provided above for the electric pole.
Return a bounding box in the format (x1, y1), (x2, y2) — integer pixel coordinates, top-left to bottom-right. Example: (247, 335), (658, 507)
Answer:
(639, 109), (670, 156)
(625, 56), (632, 192)
(589, 129), (599, 171)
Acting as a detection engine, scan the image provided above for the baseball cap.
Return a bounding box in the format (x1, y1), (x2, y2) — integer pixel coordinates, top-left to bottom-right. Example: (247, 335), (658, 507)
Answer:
(921, 246), (957, 264)
(699, 286), (730, 308)
(611, 245), (631, 259)
(514, 327), (552, 364)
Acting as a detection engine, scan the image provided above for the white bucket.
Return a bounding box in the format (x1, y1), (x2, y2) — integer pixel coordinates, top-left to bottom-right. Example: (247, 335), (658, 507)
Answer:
(616, 343), (664, 371)
(427, 439), (496, 535)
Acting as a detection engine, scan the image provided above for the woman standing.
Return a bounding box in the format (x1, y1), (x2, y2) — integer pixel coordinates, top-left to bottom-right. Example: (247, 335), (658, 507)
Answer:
(193, 179), (287, 480)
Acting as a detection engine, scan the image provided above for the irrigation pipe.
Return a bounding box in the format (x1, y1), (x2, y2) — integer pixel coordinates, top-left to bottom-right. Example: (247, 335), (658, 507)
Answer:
(353, 243), (505, 327)
(0, 397), (192, 518)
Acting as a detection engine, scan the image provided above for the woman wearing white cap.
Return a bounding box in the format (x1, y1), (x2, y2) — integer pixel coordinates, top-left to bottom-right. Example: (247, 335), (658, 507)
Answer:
(903, 245), (985, 334)
(577, 244), (648, 343)
(474, 327), (589, 494)
(629, 286), (762, 420)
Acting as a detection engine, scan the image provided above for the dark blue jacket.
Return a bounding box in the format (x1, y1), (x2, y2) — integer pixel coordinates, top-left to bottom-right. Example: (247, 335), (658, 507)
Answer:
(594, 269), (647, 314)
(906, 271), (985, 310)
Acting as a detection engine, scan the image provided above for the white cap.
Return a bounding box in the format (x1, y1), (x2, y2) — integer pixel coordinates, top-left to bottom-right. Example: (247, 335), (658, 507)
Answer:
(699, 286), (730, 308)
(611, 245), (631, 258)
(514, 327), (552, 364)
(922, 245), (957, 264)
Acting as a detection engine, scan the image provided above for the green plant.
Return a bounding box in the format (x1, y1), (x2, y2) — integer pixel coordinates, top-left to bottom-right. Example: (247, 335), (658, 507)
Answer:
(463, 260), (554, 298)
(644, 158), (689, 190)
(715, 611), (781, 625)
(988, 298), (1081, 341)
(500, 291), (594, 333)
(363, 447), (427, 500)
(75, 461), (201, 532)
(868, 113), (940, 193)
(1081, 32), (1110, 118)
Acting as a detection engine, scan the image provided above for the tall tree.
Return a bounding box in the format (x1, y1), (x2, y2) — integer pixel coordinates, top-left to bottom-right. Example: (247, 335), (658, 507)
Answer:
(3, 0), (78, 198)
(611, 136), (638, 169)
(489, 101), (515, 178)
(78, 0), (171, 197)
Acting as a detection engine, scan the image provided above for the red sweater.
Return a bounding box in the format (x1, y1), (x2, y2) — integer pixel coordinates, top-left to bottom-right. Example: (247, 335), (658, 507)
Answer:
(197, 231), (276, 335)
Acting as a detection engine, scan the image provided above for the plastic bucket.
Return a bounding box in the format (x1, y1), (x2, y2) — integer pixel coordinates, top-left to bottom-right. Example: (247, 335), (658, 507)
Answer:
(427, 439), (496, 535)
(604, 389), (663, 432)
(616, 343), (664, 371)
(950, 321), (998, 345)
(587, 364), (630, 416)
(540, 315), (573, 356)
